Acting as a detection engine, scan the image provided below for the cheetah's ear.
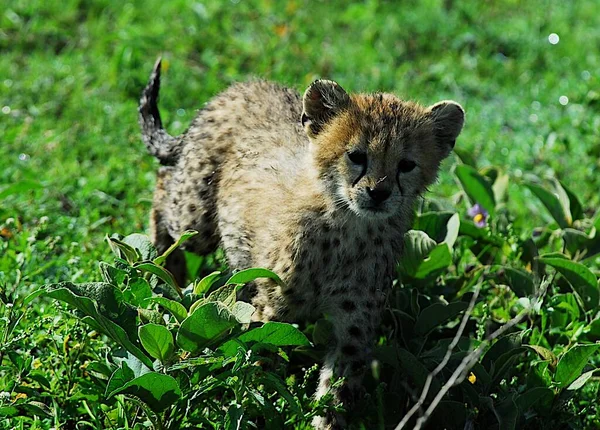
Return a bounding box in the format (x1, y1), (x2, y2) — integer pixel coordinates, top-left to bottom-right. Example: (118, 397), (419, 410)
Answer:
(428, 100), (465, 157)
(302, 79), (350, 138)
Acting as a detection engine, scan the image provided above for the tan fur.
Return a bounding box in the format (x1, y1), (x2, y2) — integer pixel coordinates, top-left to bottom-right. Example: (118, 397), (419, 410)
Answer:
(143, 69), (464, 429)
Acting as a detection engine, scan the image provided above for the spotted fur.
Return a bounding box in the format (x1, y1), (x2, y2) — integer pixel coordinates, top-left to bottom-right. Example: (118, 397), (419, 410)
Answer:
(140, 60), (464, 429)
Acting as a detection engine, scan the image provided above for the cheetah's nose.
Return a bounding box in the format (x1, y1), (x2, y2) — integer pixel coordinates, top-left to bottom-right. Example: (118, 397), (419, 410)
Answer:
(366, 186), (392, 203)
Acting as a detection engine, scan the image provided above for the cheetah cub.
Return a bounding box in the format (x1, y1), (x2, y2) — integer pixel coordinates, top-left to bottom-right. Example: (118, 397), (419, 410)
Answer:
(139, 59), (464, 429)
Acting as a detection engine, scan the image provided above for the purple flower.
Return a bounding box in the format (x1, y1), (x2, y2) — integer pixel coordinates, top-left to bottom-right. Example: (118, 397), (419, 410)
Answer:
(468, 203), (489, 228)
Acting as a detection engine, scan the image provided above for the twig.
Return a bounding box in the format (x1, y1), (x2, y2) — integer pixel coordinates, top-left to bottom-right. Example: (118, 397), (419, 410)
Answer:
(395, 278), (482, 430)
(398, 276), (550, 430)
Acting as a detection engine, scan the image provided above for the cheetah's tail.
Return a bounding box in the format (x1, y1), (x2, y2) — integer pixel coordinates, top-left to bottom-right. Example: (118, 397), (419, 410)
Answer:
(139, 57), (181, 166)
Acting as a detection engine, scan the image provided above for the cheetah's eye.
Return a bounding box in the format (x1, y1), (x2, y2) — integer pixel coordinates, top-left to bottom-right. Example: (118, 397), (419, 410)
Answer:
(347, 150), (367, 165)
(398, 159), (417, 173)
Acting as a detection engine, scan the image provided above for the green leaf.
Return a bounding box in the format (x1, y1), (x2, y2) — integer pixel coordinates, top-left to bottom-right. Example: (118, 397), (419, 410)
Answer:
(194, 271), (222, 295)
(415, 302), (469, 335)
(525, 345), (558, 368)
(0, 180), (43, 199)
(414, 211), (456, 244)
(225, 403), (244, 430)
(154, 230), (199, 266)
(567, 369), (597, 391)
(226, 268), (284, 287)
(539, 257), (599, 311)
(139, 324), (175, 363)
(414, 243), (453, 279)
(106, 236), (141, 263)
(516, 387), (554, 412)
(555, 344), (600, 387)
(219, 322), (310, 356)
(42, 283), (153, 368)
(313, 319), (335, 346)
(231, 301), (255, 324)
(524, 182), (570, 228)
(122, 233), (158, 261)
(501, 267), (535, 297)
(454, 164), (496, 215)
(398, 230), (436, 277)
(105, 362), (135, 397)
(560, 180), (583, 222)
(177, 302), (239, 353)
(125, 277), (153, 306)
(107, 372), (181, 413)
(482, 332), (524, 372)
(206, 283), (238, 307)
(396, 348), (440, 400)
(81, 316), (154, 369)
(134, 261), (182, 296)
(495, 396), (518, 430)
(142, 297), (188, 323)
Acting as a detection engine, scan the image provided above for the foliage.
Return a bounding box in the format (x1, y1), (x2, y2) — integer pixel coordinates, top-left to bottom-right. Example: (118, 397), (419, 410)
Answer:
(2, 0), (600, 429)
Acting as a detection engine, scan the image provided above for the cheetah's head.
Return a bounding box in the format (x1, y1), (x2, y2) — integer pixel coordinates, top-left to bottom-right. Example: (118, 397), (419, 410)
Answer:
(301, 79), (464, 219)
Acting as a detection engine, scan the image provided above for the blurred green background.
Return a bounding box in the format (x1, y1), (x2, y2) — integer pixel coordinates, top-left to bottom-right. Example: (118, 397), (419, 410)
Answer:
(2, 0), (599, 279)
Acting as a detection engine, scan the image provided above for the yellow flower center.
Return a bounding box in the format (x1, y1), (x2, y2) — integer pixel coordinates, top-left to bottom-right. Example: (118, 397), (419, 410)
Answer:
(473, 213), (484, 224)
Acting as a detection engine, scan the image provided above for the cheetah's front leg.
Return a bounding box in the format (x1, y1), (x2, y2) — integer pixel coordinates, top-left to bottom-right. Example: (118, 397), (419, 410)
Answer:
(313, 298), (382, 429)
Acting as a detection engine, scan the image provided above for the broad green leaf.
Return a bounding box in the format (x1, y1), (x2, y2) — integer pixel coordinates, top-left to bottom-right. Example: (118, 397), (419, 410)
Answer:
(555, 344), (600, 387)
(313, 319), (335, 346)
(194, 271), (222, 295)
(396, 348), (440, 400)
(226, 268), (285, 287)
(492, 172), (510, 204)
(122, 233), (158, 261)
(259, 373), (301, 414)
(524, 182), (569, 228)
(414, 243), (453, 279)
(225, 403), (244, 430)
(525, 345), (558, 368)
(560, 180), (583, 222)
(231, 301), (255, 324)
(413, 211), (454, 244)
(501, 267), (535, 297)
(482, 332), (524, 372)
(154, 230), (199, 266)
(491, 347), (526, 384)
(516, 387), (554, 412)
(496, 396), (518, 430)
(107, 372), (181, 413)
(206, 283), (238, 307)
(99, 262), (128, 286)
(415, 302), (468, 335)
(42, 283), (152, 368)
(177, 302), (238, 353)
(139, 324), (175, 363)
(124, 277), (153, 306)
(134, 261), (182, 296)
(106, 236), (140, 263)
(539, 257), (599, 311)
(81, 316), (153, 369)
(398, 230), (436, 277)
(142, 297), (188, 323)
(552, 178), (574, 226)
(567, 369), (597, 391)
(23, 288), (45, 306)
(454, 164), (496, 215)
(105, 362), (135, 397)
(219, 322), (309, 356)
(444, 213), (460, 248)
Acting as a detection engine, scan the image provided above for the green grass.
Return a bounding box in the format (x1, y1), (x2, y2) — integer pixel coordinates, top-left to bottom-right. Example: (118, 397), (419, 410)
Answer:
(2, 1), (600, 429)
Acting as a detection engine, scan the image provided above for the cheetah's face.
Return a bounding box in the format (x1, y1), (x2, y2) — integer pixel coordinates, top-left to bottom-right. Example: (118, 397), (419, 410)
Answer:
(301, 80), (465, 218)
